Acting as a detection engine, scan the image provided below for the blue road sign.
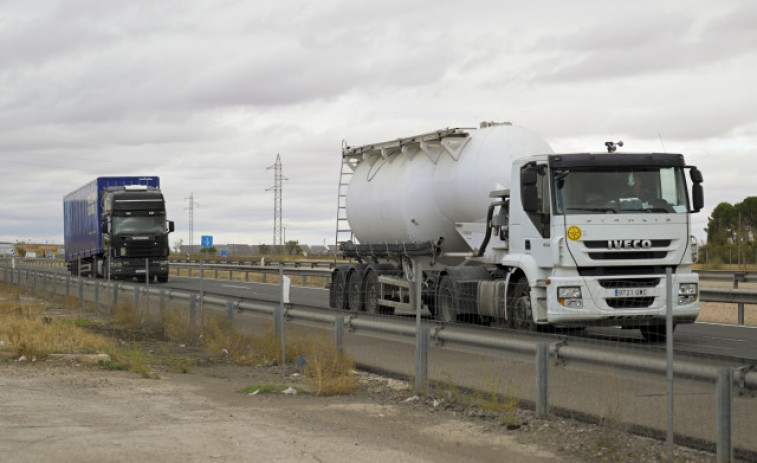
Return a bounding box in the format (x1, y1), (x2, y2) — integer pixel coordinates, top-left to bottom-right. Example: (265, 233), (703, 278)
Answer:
(201, 235), (213, 248)
(221, 250), (228, 258)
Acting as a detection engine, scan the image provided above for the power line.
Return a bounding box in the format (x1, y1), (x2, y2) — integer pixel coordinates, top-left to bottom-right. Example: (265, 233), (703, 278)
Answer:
(183, 192), (199, 249)
(266, 154), (287, 254)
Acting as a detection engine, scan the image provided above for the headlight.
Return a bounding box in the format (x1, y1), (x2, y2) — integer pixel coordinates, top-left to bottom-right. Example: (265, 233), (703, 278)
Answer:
(558, 286), (583, 308)
(678, 283), (698, 304)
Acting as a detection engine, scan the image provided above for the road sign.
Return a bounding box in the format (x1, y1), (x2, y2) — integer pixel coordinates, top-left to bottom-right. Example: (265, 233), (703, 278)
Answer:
(201, 235), (213, 248)
(221, 250), (228, 258)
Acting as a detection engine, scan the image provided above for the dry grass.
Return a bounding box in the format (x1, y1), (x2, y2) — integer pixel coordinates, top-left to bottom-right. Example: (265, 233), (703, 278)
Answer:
(297, 334), (358, 396)
(162, 306), (203, 346)
(433, 369), (521, 426)
(112, 299), (142, 329)
(203, 314), (258, 364)
(0, 284), (113, 361)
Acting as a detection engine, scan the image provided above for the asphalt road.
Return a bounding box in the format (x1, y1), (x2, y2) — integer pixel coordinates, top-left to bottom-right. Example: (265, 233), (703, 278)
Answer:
(163, 275), (757, 363)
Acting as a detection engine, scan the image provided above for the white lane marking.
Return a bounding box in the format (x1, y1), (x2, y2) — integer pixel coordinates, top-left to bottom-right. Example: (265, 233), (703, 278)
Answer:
(221, 284), (253, 290)
(695, 321), (757, 329)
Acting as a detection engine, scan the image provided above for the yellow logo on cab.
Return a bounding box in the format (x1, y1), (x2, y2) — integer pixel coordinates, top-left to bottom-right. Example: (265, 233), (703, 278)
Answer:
(567, 225), (582, 241)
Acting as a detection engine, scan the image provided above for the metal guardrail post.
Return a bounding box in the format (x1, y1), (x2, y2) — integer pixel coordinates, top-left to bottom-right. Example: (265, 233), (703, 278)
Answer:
(414, 326), (429, 396)
(134, 287), (140, 314)
(159, 289), (166, 312)
(276, 263), (286, 364)
(716, 367), (733, 463)
(536, 342), (549, 418)
(145, 258), (150, 317)
(334, 315), (344, 356)
(226, 301), (234, 320)
(414, 261), (428, 395)
(78, 277), (83, 310)
(665, 267), (674, 462)
(111, 283), (118, 314)
(732, 274), (745, 325)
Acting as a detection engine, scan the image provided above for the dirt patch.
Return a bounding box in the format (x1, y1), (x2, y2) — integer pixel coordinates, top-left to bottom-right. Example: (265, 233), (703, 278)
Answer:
(0, 288), (722, 462)
(0, 341), (718, 463)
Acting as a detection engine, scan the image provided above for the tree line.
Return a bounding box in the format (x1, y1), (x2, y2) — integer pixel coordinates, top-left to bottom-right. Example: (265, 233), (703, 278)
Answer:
(706, 197), (757, 266)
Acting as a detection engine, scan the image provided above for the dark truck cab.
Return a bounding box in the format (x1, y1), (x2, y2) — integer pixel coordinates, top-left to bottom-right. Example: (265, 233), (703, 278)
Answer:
(64, 177), (174, 282)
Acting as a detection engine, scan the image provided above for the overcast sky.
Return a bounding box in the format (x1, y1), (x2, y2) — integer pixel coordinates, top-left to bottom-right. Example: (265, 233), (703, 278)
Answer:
(1, 0), (755, 249)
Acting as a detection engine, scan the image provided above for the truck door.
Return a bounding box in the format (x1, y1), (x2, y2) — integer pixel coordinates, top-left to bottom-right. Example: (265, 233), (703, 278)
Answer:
(521, 163), (553, 267)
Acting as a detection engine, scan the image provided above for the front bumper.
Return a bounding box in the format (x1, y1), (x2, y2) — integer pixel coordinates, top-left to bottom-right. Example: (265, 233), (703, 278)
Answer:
(544, 272), (699, 327)
(109, 258), (170, 277)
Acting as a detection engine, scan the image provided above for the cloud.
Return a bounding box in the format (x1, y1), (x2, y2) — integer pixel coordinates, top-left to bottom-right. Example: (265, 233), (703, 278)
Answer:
(0, 0), (755, 247)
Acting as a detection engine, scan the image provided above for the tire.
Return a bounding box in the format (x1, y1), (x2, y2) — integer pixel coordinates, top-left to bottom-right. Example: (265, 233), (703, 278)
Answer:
(362, 270), (380, 314)
(157, 275), (168, 283)
(509, 278), (536, 331)
(332, 271), (348, 310)
(640, 324), (669, 342)
(436, 276), (458, 323)
(347, 270), (363, 311)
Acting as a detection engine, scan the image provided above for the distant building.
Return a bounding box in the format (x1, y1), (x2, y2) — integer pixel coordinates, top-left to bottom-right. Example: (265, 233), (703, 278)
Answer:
(0, 242), (14, 256)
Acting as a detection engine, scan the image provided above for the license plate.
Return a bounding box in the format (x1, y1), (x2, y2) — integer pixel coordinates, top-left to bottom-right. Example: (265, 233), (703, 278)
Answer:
(614, 288), (647, 297)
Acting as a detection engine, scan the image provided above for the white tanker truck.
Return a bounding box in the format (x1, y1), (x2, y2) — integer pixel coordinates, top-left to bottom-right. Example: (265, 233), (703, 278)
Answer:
(330, 122), (704, 340)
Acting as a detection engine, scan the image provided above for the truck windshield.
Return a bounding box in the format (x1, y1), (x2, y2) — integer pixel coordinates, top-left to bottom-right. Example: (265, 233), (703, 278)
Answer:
(553, 167), (689, 215)
(112, 216), (166, 234)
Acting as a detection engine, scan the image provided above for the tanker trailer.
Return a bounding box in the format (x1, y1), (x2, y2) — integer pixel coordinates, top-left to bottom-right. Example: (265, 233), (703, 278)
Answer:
(330, 122), (704, 341)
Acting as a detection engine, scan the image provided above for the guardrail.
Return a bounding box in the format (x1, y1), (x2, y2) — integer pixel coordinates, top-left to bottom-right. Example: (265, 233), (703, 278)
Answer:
(169, 262), (332, 287)
(6, 258), (757, 323)
(1, 264), (755, 460)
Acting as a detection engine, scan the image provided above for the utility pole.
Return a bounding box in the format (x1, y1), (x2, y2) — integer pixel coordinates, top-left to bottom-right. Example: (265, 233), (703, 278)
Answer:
(267, 154), (287, 255)
(184, 192), (199, 251)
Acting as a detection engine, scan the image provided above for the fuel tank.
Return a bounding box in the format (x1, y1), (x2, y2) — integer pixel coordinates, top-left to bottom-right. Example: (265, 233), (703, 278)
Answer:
(345, 122), (553, 255)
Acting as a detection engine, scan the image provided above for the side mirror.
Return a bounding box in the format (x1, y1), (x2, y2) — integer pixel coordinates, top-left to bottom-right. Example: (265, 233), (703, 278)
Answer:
(521, 167), (537, 186)
(690, 167), (703, 184)
(692, 183), (704, 212)
(521, 165), (539, 213)
(168, 221), (175, 233)
(523, 185), (539, 213)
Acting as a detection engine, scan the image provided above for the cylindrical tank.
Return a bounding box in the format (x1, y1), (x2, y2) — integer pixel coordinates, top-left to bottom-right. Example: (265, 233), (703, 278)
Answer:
(345, 123), (553, 255)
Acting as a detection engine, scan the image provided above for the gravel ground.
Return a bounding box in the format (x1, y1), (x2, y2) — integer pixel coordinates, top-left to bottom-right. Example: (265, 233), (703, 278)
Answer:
(0, 289), (734, 462)
(0, 346), (721, 463)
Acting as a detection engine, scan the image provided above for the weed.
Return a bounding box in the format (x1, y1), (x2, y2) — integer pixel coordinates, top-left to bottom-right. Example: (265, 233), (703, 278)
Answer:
(242, 384), (306, 394)
(298, 334), (358, 396)
(203, 314), (257, 364)
(112, 300), (141, 329)
(433, 370), (521, 426)
(162, 306), (202, 345)
(109, 344), (159, 379)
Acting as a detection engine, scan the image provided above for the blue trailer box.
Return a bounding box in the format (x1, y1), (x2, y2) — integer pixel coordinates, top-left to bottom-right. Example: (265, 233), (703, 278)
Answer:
(63, 177), (160, 263)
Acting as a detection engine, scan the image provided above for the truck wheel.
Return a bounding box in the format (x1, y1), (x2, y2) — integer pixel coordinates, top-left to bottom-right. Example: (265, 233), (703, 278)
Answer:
(436, 276), (458, 323)
(157, 275), (168, 283)
(640, 324), (669, 342)
(362, 270), (379, 314)
(510, 278), (536, 331)
(347, 271), (362, 311)
(331, 271), (348, 310)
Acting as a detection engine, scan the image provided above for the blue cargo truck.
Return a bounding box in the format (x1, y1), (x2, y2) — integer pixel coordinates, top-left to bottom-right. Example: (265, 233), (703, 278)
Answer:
(63, 176), (174, 282)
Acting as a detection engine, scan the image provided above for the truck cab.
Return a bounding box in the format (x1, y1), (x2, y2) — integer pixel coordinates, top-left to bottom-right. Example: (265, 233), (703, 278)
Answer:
(503, 152), (704, 338)
(101, 185), (174, 281)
